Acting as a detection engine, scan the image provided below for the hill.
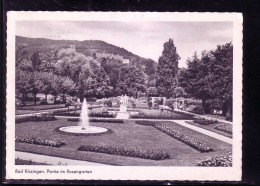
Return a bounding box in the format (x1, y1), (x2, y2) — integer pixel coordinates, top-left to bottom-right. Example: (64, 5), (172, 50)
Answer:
(16, 36), (141, 61)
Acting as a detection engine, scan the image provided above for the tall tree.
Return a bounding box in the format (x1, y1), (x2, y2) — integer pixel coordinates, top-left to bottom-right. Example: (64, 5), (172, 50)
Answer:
(115, 65), (147, 98)
(156, 39), (180, 98)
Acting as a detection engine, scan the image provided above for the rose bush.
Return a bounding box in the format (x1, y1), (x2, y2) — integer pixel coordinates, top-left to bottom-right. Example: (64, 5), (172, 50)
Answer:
(78, 144), (170, 160)
(15, 136), (65, 147)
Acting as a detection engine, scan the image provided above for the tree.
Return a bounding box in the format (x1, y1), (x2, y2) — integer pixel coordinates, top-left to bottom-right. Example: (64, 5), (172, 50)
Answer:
(180, 52), (214, 114)
(156, 39), (180, 98)
(180, 42), (233, 118)
(210, 42), (233, 120)
(115, 65), (147, 97)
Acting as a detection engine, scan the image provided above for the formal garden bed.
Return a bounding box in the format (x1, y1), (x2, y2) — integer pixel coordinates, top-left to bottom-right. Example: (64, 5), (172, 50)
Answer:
(78, 144), (170, 160)
(185, 120), (232, 138)
(67, 118), (124, 123)
(15, 118), (231, 166)
(135, 121), (213, 152)
(54, 111), (116, 118)
(15, 158), (51, 165)
(130, 109), (194, 120)
(197, 152), (232, 167)
(193, 118), (218, 125)
(214, 123), (232, 134)
(16, 113), (57, 124)
(16, 104), (66, 111)
(15, 136), (65, 147)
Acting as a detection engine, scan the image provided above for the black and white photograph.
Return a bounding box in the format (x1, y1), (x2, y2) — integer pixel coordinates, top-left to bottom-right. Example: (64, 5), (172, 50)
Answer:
(6, 12), (243, 181)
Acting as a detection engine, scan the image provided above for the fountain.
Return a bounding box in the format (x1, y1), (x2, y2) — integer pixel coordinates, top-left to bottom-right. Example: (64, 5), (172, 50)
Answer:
(59, 98), (108, 134)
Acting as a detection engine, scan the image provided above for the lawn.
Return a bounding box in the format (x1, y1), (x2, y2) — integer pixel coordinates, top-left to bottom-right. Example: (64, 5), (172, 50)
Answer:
(185, 121), (232, 138)
(15, 118), (231, 166)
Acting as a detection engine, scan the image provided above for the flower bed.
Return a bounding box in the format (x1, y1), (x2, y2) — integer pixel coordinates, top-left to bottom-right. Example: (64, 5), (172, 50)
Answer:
(131, 113), (193, 120)
(16, 113), (56, 123)
(193, 118), (218, 125)
(135, 121), (213, 152)
(15, 136), (65, 147)
(54, 111), (116, 118)
(197, 152), (232, 166)
(214, 123), (232, 134)
(135, 120), (156, 126)
(154, 123), (214, 152)
(15, 158), (51, 165)
(67, 118), (124, 123)
(78, 144), (170, 160)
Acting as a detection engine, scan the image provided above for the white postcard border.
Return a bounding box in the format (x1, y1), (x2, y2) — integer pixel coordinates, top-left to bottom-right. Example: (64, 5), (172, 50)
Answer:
(6, 11), (243, 181)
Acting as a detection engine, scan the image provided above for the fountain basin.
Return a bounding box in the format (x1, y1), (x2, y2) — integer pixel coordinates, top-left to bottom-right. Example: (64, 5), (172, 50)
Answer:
(59, 126), (108, 134)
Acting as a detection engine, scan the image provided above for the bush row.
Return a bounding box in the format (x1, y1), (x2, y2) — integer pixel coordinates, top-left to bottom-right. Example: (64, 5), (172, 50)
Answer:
(131, 113), (193, 120)
(54, 112), (116, 118)
(214, 123), (232, 134)
(15, 158), (50, 165)
(15, 136), (65, 147)
(135, 121), (213, 152)
(197, 152), (232, 166)
(193, 118), (218, 125)
(78, 144), (170, 160)
(16, 114), (56, 123)
(67, 118), (123, 123)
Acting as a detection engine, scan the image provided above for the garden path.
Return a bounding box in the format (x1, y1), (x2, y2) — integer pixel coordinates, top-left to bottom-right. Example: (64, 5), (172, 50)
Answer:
(16, 151), (112, 166)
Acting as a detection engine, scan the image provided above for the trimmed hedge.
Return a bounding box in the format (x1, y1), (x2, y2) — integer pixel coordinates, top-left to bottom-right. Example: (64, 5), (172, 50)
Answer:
(15, 158), (51, 165)
(214, 123), (232, 134)
(135, 121), (213, 152)
(54, 112), (116, 118)
(78, 144), (170, 160)
(197, 152), (232, 167)
(193, 118), (218, 125)
(16, 113), (56, 123)
(15, 136), (65, 147)
(131, 112), (193, 120)
(67, 118), (123, 123)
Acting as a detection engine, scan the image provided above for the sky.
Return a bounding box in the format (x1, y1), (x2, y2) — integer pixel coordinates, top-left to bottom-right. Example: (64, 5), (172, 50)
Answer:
(16, 21), (232, 68)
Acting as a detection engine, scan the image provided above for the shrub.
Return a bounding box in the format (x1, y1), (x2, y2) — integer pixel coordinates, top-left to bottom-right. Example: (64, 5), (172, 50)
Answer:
(15, 113), (56, 123)
(67, 118), (123, 123)
(154, 123), (214, 152)
(15, 158), (51, 165)
(135, 121), (213, 152)
(16, 116), (36, 123)
(54, 112), (116, 118)
(214, 123), (232, 134)
(131, 112), (193, 120)
(78, 144), (170, 160)
(15, 136), (65, 147)
(135, 120), (156, 126)
(193, 118), (218, 125)
(34, 113), (57, 121)
(197, 152), (232, 167)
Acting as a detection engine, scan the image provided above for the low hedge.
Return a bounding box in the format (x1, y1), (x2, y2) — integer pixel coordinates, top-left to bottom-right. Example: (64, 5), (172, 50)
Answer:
(131, 113), (193, 120)
(135, 121), (213, 152)
(193, 118), (218, 125)
(54, 112), (116, 118)
(15, 158), (51, 165)
(214, 123), (232, 134)
(78, 144), (170, 160)
(197, 152), (232, 167)
(67, 118), (123, 123)
(15, 136), (65, 147)
(16, 114), (56, 123)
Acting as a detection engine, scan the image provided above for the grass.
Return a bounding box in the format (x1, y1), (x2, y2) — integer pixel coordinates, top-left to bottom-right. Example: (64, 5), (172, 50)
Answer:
(185, 121), (232, 138)
(15, 118), (231, 166)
